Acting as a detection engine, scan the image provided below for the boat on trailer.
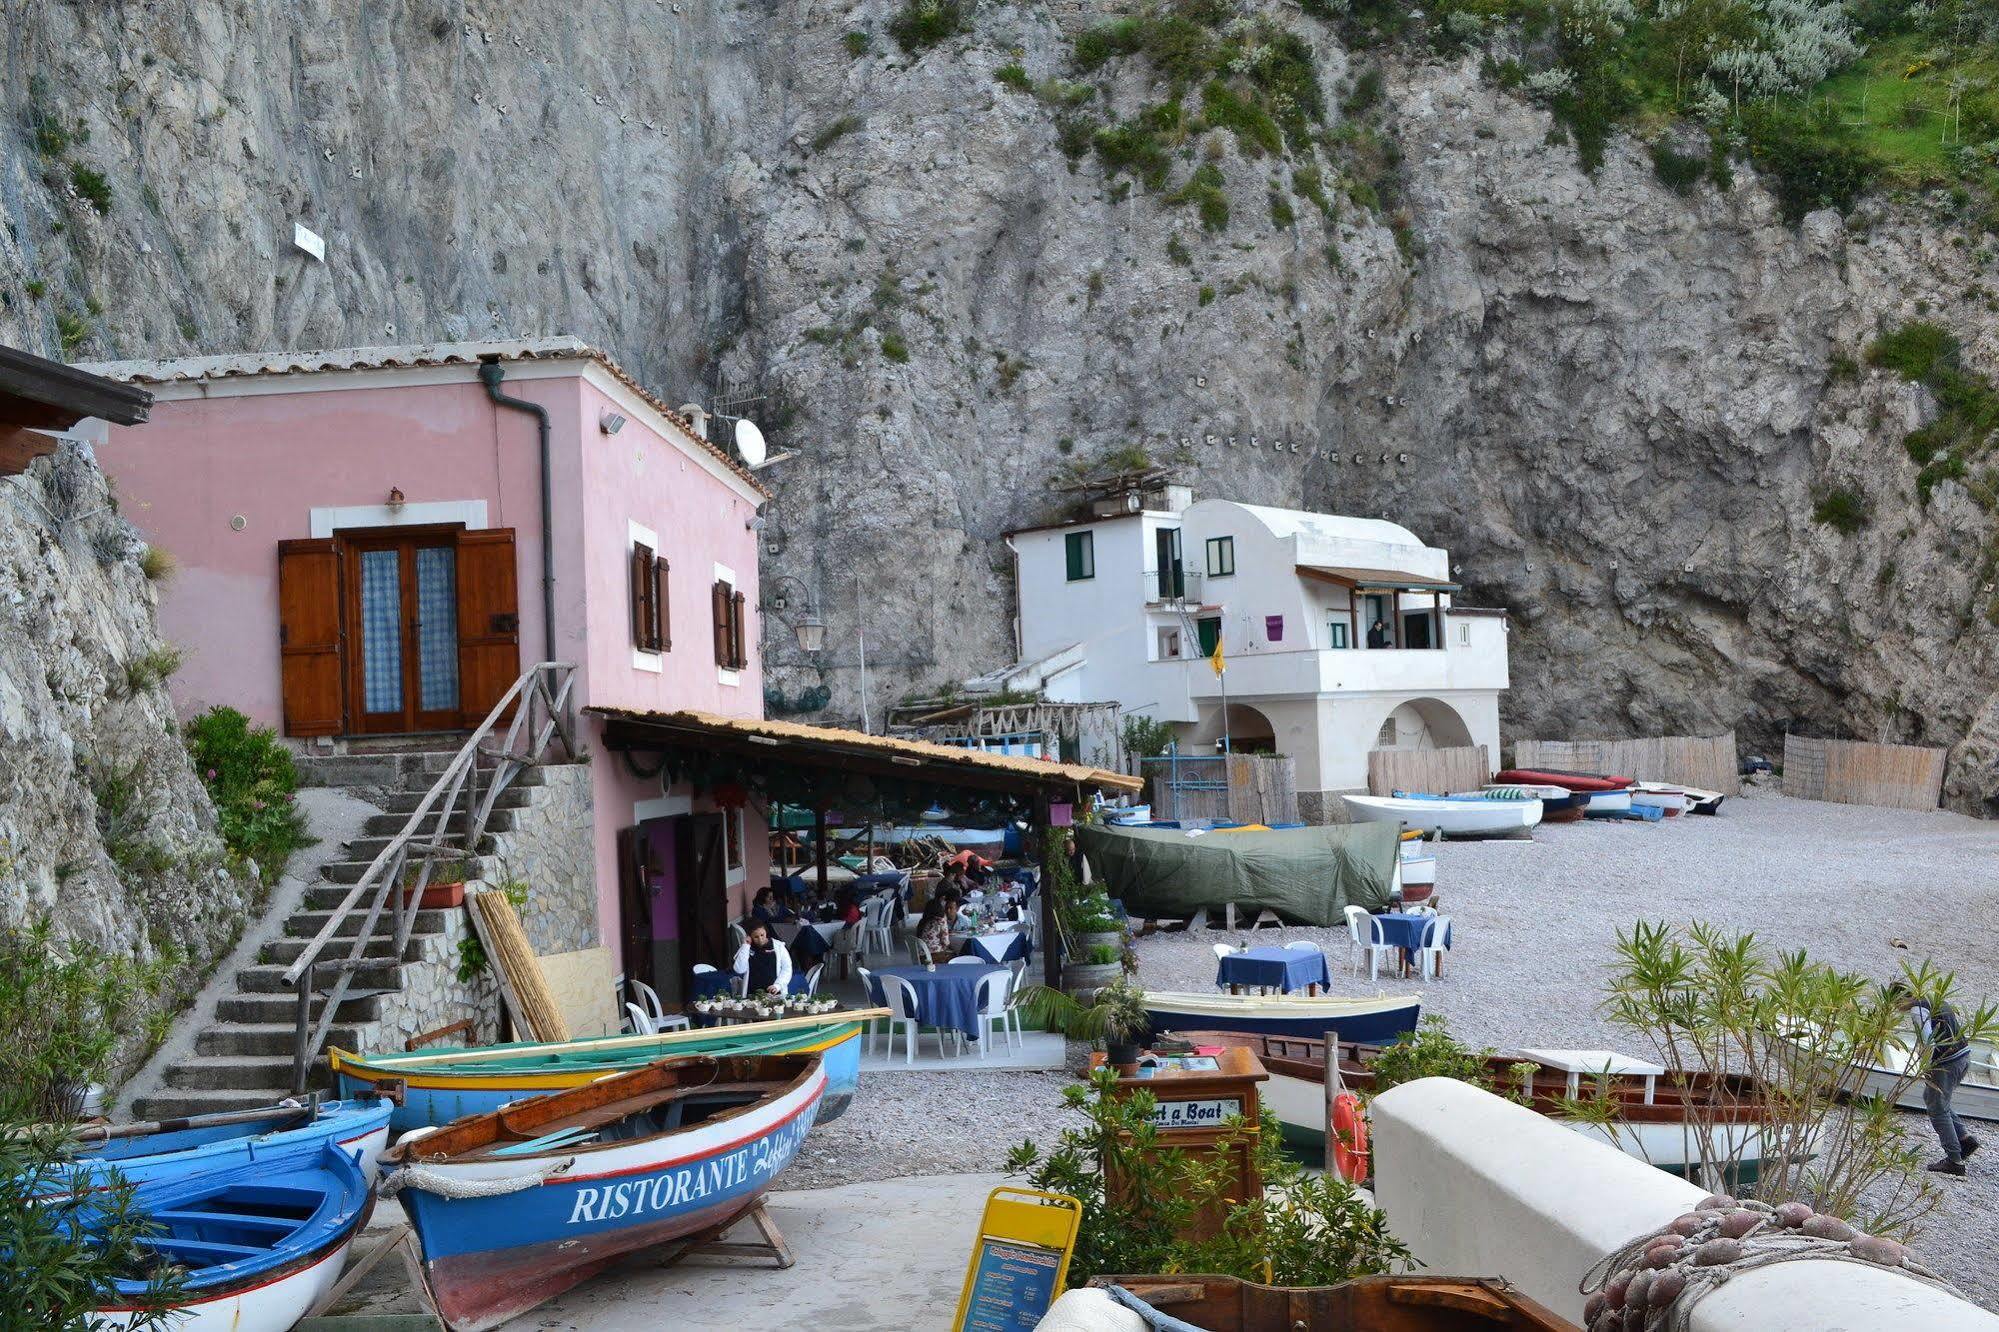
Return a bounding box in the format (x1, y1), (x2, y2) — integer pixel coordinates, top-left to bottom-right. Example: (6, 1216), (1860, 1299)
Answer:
(1082, 1273), (1582, 1331)
(330, 1008), (881, 1131)
(1184, 1031), (1789, 1180)
(1342, 793), (1542, 838)
(92, 1139), (372, 1332)
(383, 1052), (824, 1331)
(1145, 992), (1421, 1045)
(56, 1097), (392, 1191)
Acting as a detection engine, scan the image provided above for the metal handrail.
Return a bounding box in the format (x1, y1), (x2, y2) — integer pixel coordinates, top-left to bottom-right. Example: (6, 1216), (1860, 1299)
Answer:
(287, 661), (577, 1092)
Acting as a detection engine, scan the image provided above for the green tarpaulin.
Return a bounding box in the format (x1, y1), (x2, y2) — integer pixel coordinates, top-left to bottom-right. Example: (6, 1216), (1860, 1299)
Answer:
(1076, 822), (1400, 927)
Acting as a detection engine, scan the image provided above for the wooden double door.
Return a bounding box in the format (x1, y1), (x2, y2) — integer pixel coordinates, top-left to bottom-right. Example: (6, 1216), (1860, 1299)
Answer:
(277, 525), (520, 737)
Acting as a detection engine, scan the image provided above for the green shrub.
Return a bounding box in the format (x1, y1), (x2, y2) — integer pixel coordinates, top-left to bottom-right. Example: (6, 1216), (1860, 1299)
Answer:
(1811, 487), (1869, 533)
(1121, 713), (1178, 758)
(995, 62), (1032, 91)
(1293, 165), (1335, 218)
(1168, 162), (1230, 230)
(1649, 139), (1708, 195)
(56, 310), (88, 355)
(124, 645), (184, 694)
(1165, 233), (1193, 265)
(138, 544), (177, 581)
(1867, 321), (1958, 382)
(1743, 105), (1877, 223)
(879, 331), (910, 363)
(1093, 120), (1174, 191)
(0, 918), (179, 1117)
(887, 0), (964, 54)
(843, 30), (870, 56)
(1366, 1017), (1508, 1097)
(810, 115), (861, 153)
(1268, 187), (1297, 227)
(68, 162), (112, 213)
(1344, 64), (1386, 115)
(184, 705), (315, 884)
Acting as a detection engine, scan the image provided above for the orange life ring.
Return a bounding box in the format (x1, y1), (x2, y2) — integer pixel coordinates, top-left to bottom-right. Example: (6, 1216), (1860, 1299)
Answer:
(1331, 1092), (1370, 1185)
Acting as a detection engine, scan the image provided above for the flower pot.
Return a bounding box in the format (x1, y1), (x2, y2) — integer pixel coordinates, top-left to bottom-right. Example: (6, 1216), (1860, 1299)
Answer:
(1078, 930), (1122, 955)
(1063, 960), (1123, 997)
(404, 881), (466, 910)
(1106, 1039), (1142, 1073)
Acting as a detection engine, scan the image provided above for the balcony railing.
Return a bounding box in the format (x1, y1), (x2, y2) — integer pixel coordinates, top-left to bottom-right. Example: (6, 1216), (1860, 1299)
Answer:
(1141, 568), (1203, 605)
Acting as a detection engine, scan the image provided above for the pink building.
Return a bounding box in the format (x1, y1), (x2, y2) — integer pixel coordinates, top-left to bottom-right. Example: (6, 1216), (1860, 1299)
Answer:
(83, 339), (772, 999)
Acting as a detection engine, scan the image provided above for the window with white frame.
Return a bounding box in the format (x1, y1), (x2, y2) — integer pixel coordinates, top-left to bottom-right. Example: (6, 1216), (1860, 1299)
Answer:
(1157, 626), (1182, 659)
(1205, 535), (1235, 577)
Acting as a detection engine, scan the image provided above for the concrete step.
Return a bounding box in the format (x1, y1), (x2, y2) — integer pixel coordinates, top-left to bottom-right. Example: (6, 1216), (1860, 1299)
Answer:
(283, 908), (447, 939)
(374, 787), (532, 816)
(237, 962), (403, 995)
(318, 855), (485, 886)
(197, 1022), (369, 1058)
(341, 830), (477, 862)
(359, 807), (519, 838)
(217, 988), (390, 1024)
(163, 1055), (300, 1091)
(131, 1087), (314, 1120)
(260, 933), (426, 966)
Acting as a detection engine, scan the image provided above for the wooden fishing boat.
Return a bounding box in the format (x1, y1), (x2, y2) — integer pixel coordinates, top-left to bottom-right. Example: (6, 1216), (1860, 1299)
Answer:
(1081, 1274), (1581, 1331)
(1184, 1031), (1787, 1180)
(1627, 786), (1688, 816)
(1639, 780), (1724, 815)
(1492, 768), (1634, 793)
(1342, 793), (1541, 838)
(1457, 786), (1589, 822)
(1145, 992), (1421, 1044)
(59, 1097), (392, 1190)
(330, 1008), (882, 1131)
(1791, 1032), (1999, 1123)
(92, 1139), (372, 1331)
(1580, 789), (1634, 816)
(382, 1053), (824, 1331)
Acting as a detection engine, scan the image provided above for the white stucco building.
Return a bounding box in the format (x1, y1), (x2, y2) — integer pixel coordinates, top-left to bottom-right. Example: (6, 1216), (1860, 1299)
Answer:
(1001, 490), (1510, 820)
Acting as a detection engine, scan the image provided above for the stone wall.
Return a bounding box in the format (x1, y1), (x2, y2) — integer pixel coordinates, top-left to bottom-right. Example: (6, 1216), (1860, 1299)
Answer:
(486, 763), (598, 957)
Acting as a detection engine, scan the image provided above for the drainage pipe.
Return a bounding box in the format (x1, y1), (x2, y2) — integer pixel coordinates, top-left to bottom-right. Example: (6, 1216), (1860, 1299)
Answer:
(478, 360), (557, 664)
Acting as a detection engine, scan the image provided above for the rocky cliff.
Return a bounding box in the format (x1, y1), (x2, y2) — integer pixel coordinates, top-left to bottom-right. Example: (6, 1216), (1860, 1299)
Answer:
(4, 1), (1995, 810)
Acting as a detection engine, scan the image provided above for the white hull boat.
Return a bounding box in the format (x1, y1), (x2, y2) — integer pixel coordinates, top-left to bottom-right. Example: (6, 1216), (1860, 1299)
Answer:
(1830, 1036), (1999, 1123)
(1639, 780), (1725, 815)
(1629, 787), (1689, 816)
(1583, 789), (1632, 814)
(1344, 793), (1541, 837)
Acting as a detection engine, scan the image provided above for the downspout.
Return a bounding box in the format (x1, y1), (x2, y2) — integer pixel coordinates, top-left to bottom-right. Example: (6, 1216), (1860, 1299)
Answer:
(478, 360), (557, 664)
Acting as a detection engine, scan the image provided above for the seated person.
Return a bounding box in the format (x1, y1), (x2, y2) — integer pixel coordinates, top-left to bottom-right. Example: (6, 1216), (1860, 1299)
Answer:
(914, 898), (954, 961)
(749, 886), (794, 929)
(732, 921), (794, 996)
(834, 886), (865, 926)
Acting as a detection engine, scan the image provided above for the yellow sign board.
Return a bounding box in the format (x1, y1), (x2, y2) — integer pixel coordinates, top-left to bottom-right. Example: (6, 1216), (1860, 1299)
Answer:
(951, 1186), (1082, 1332)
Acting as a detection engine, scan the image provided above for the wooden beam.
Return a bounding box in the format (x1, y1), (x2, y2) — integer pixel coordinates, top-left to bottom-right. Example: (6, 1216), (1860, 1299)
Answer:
(597, 724), (1088, 799)
(0, 426), (57, 476)
(1038, 794), (1061, 989)
(0, 347), (152, 427)
(813, 805), (829, 901)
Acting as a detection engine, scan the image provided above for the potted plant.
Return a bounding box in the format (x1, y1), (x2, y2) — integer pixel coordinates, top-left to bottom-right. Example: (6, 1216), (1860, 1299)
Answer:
(1018, 979), (1152, 1074)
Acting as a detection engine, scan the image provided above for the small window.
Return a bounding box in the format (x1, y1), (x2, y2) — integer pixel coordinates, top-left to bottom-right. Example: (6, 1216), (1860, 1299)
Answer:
(712, 579), (748, 669)
(1205, 536), (1235, 577)
(1458, 621), (1470, 646)
(1377, 718), (1398, 747)
(1328, 621), (1350, 650)
(1065, 531), (1095, 581)
(724, 807), (745, 871)
(631, 543), (670, 653)
(1157, 626), (1182, 659)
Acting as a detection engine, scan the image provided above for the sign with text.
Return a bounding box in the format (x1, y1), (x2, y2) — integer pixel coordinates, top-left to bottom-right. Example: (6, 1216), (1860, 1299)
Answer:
(1150, 1096), (1244, 1129)
(952, 1188), (1081, 1332)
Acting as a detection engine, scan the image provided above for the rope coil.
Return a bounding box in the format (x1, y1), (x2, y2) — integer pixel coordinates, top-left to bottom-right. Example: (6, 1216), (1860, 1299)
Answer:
(1579, 1194), (1960, 1332)
(379, 1155), (576, 1199)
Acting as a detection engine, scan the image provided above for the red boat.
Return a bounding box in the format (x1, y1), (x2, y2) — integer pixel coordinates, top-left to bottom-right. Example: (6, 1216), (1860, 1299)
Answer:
(1492, 768), (1633, 792)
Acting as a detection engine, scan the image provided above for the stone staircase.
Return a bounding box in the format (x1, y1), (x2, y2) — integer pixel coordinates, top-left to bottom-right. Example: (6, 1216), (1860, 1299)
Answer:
(131, 746), (545, 1120)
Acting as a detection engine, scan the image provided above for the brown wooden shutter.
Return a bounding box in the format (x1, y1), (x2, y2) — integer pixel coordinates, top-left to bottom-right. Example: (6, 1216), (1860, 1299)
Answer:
(730, 589), (748, 669)
(277, 539), (345, 737)
(631, 542), (657, 651)
(712, 580), (730, 666)
(455, 528), (521, 726)
(655, 556), (672, 652)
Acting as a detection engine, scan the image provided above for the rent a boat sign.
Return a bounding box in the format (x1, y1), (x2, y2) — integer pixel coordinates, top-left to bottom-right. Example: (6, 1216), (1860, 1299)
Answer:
(565, 1111), (814, 1225)
(1148, 1096), (1243, 1129)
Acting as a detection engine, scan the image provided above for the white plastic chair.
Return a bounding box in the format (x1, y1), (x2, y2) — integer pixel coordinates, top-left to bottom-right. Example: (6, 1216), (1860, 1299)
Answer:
(1344, 906), (1396, 982)
(908, 936), (936, 966)
(861, 898), (895, 957)
(1283, 940), (1319, 952)
(857, 966), (887, 1054)
(876, 972), (955, 1063)
(625, 1001), (655, 1035)
(948, 954), (985, 965)
(803, 963), (824, 996)
(1415, 915), (1452, 981)
(628, 979), (691, 1032)
(974, 971), (1017, 1058)
(1212, 942), (1237, 960)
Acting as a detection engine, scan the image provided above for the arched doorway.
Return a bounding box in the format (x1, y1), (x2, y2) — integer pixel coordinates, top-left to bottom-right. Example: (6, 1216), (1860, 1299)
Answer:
(1186, 702), (1278, 753)
(1372, 697), (1475, 751)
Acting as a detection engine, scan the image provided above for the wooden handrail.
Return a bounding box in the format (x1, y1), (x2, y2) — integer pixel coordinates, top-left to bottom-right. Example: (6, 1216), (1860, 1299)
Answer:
(288, 661), (577, 1092)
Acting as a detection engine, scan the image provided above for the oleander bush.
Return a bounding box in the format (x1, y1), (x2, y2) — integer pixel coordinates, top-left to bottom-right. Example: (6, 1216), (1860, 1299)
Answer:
(183, 705), (315, 885)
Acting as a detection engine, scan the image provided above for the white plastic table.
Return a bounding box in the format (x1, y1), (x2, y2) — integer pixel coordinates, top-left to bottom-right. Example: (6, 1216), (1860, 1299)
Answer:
(1515, 1048), (1666, 1104)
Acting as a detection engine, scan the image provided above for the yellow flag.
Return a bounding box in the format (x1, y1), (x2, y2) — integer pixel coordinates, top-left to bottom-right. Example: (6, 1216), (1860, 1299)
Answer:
(1209, 633), (1226, 677)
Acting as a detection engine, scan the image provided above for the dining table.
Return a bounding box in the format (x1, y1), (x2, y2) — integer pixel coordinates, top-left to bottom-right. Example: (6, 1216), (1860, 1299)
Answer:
(867, 963), (1007, 1042)
(1214, 945), (1330, 995)
(1372, 911), (1451, 976)
(956, 929), (1030, 965)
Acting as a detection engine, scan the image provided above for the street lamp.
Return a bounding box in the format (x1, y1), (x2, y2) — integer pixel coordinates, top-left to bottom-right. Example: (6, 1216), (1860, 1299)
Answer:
(764, 573), (825, 654)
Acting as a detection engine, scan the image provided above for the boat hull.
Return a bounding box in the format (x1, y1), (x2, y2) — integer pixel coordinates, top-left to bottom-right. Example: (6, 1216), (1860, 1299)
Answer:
(93, 1215), (363, 1332)
(1343, 793), (1541, 837)
(67, 1100), (392, 1190)
(392, 1060), (825, 1332)
(1147, 994), (1421, 1044)
(333, 1017), (867, 1131)
(1582, 790), (1633, 814)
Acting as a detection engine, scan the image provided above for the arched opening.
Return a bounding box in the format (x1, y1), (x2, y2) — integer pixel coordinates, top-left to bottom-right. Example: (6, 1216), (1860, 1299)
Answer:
(1372, 696), (1475, 751)
(1183, 702), (1278, 754)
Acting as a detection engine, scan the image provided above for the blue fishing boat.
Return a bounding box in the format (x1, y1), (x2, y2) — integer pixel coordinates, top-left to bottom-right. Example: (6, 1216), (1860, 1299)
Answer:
(61, 1097), (393, 1191)
(91, 1138), (372, 1331)
(382, 1052), (824, 1330)
(1144, 991), (1422, 1043)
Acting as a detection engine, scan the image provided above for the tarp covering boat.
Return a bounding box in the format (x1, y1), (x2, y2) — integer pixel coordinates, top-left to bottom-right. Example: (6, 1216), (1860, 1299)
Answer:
(1076, 822), (1397, 927)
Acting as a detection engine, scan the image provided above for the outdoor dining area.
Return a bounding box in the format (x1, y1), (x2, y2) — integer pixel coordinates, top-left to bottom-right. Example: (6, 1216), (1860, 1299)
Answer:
(1209, 904), (1452, 995)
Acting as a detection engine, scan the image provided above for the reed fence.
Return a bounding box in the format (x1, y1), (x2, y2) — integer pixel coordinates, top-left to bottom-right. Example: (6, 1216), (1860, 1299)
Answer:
(1512, 733), (1739, 795)
(1782, 734), (1946, 811)
(1366, 745), (1491, 796)
(1142, 751), (1299, 824)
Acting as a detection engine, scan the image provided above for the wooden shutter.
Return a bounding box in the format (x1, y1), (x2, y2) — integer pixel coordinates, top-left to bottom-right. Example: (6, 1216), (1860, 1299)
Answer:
(655, 556), (672, 652)
(631, 542), (658, 651)
(455, 528), (521, 726)
(277, 539), (345, 737)
(730, 589), (747, 669)
(712, 580), (731, 666)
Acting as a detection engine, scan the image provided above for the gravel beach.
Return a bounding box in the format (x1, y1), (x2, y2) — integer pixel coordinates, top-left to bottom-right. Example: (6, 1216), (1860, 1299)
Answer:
(795, 790), (1999, 1307)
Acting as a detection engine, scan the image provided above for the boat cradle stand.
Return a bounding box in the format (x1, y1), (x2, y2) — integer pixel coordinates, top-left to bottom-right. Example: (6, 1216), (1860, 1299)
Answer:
(652, 1201), (796, 1272)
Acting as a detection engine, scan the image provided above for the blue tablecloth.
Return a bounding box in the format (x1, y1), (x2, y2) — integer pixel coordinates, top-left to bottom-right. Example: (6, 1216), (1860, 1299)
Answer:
(958, 931), (1030, 964)
(774, 874), (810, 897)
(855, 871), (909, 894)
(868, 963), (1006, 1040)
(1373, 913), (1451, 954)
(1215, 946), (1331, 994)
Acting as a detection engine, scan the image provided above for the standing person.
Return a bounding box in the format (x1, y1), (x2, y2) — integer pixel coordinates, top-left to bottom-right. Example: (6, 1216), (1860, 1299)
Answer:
(733, 921), (793, 996)
(1366, 618), (1390, 649)
(1890, 982), (1980, 1175)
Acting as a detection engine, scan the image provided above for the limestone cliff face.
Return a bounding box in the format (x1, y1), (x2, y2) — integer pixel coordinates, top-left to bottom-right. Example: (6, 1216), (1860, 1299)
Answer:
(3, 2), (1995, 810)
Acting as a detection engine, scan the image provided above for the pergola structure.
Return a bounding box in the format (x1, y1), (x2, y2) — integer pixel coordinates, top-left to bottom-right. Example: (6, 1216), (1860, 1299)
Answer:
(591, 707), (1143, 986)
(0, 345), (152, 474)
(1296, 563), (1461, 650)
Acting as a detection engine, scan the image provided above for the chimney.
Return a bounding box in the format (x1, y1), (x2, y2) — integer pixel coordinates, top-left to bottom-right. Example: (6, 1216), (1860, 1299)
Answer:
(677, 402), (710, 440)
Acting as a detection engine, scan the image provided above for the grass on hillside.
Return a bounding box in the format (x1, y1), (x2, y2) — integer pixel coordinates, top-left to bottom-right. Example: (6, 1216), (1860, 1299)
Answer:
(1817, 34), (1995, 184)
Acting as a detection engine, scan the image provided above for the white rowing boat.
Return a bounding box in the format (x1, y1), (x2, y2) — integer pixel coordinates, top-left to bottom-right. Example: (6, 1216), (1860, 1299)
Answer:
(1639, 780), (1725, 815)
(1342, 793), (1541, 837)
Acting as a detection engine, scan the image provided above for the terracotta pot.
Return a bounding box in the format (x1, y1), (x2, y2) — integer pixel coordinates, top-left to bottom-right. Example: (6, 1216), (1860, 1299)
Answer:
(405, 881), (466, 910)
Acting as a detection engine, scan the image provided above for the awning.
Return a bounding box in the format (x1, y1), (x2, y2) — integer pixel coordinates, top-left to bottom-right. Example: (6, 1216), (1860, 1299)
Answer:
(589, 707), (1142, 796)
(0, 345), (152, 475)
(1297, 564), (1460, 593)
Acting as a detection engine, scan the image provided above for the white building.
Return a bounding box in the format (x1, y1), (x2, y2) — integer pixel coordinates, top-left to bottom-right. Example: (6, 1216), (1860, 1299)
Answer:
(1001, 491), (1509, 821)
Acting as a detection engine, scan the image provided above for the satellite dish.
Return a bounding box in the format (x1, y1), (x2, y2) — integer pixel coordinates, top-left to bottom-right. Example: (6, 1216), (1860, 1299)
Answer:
(735, 418), (768, 468)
